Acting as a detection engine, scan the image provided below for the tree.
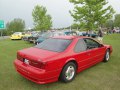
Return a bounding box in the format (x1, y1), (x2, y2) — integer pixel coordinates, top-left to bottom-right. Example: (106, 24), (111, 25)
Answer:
(69, 0), (115, 31)
(114, 14), (120, 28)
(71, 23), (79, 29)
(105, 19), (114, 29)
(32, 5), (52, 31)
(6, 18), (25, 34)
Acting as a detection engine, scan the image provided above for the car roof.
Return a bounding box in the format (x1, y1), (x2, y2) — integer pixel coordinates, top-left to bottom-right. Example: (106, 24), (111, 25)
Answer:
(52, 36), (88, 39)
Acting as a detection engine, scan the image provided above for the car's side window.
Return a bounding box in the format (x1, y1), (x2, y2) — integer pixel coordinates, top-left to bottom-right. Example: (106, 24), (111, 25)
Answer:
(74, 39), (87, 53)
(83, 38), (100, 49)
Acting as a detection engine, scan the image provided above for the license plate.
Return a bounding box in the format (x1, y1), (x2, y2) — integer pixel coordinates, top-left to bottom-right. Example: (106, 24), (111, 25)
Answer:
(24, 59), (29, 65)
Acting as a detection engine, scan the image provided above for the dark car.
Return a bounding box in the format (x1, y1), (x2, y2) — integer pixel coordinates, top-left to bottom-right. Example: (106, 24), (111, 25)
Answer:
(82, 32), (98, 38)
(88, 33), (98, 38)
(64, 31), (78, 36)
(22, 34), (32, 41)
(28, 32), (42, 43)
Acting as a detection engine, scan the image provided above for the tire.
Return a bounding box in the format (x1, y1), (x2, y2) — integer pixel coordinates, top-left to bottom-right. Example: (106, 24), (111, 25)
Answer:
(60, 62), (76, 83)
(104, 49), (110, 62)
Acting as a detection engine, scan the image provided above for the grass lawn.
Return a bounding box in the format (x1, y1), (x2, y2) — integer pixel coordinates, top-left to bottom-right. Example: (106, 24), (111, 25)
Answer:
(0, 34), (120, 90)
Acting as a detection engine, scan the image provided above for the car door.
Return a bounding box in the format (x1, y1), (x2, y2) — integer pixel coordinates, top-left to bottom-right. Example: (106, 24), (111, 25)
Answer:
(83, 38), (106, 66)
(74, 39), (93, 72)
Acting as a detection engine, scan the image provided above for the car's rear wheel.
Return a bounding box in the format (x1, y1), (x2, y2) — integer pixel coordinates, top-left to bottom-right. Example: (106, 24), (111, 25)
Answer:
(60, 62), (76, 83)
(104, 49), (110, 62)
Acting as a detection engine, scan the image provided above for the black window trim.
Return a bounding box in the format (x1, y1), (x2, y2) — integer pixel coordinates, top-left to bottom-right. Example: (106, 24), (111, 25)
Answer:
(83, 38), (101, 50)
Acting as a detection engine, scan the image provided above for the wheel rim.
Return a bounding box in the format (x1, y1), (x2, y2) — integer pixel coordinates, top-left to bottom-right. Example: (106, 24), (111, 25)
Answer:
(65, 65), (75, 80)
(106, 51), (110, 61)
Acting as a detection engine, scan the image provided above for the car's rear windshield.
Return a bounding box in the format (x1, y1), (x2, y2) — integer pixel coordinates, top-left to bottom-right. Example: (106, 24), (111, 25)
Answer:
(35, 38), (72, 52)
(13, 32), (21, 35)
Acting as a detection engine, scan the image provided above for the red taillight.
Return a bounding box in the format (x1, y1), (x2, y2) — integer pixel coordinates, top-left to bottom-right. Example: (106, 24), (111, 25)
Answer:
(17, 54), (23, 62)
(29, 60), (46, 69)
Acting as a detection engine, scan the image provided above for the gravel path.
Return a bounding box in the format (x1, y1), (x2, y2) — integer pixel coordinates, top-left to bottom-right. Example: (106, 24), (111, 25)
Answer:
(0, 36), (9, 40)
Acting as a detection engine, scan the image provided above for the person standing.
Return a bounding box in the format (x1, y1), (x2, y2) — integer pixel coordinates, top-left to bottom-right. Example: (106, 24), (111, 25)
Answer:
(98, 28), (103, 43)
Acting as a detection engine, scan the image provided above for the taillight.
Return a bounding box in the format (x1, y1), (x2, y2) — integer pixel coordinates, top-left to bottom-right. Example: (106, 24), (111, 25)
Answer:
(17, 54), (23, 62)
(30, 60), (46, 69)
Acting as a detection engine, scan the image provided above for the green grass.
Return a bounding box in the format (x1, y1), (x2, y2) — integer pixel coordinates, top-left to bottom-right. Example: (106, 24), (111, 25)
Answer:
(0, 34), (120, 90)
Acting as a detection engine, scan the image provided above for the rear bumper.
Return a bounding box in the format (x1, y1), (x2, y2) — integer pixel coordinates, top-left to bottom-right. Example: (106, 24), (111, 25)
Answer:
(10, 37), (21, 39)
(14, 59), (60, 84)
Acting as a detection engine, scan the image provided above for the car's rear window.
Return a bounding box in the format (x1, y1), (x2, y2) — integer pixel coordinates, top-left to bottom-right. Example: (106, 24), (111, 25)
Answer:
(13, 32), (21, 35)
(35, 38), (72, 52)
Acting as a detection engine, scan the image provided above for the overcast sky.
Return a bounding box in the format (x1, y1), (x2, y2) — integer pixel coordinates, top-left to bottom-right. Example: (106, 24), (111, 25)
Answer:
(0, 0), (120, 29)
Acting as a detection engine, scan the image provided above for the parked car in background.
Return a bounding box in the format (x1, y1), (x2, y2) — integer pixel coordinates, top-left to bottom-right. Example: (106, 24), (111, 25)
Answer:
(28, 32), (42, 43)
(35, 31), (66, 44)
(10, 32), (24, 40)
(82, 31), (98, 38)
(88, 33), (98, 38)
(76, 31), (85, 36)
(22, 32), (32, 41)
(64, 31), (78, 36)
(14, 36), (112, 84)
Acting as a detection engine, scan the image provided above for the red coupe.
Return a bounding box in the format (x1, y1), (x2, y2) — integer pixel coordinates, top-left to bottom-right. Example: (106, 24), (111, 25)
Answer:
(14, 36), (112, 84)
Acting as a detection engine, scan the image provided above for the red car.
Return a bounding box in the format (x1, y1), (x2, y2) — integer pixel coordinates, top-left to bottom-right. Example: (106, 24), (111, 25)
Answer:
(14, 36), (112, 84)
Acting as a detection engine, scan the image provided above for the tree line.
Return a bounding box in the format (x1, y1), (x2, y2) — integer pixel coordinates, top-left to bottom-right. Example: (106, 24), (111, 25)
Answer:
(2, 0), (120, 35)
(71, 14), (120, 30)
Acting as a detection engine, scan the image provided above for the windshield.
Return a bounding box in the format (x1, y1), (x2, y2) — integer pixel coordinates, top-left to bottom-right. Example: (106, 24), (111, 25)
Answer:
(13, 32), (21, 35)
(35, 38), (72, 52)
(32, 33), (39, 36)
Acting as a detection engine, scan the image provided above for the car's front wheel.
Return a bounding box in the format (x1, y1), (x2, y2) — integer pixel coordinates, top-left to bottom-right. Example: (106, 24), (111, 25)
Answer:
(104, 49), (110, 62)
(60, 62), (76, 83)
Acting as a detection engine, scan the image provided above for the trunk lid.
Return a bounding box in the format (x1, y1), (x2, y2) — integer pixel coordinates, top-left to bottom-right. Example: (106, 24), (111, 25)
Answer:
(18, 47), (59, 62)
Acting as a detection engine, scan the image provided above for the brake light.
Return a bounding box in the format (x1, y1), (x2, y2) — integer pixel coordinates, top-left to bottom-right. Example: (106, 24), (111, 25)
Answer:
(29, 60), (47, 69)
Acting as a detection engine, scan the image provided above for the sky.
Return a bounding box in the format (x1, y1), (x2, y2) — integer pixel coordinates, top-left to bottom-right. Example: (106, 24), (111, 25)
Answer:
(0, 0), (120, 29)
